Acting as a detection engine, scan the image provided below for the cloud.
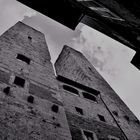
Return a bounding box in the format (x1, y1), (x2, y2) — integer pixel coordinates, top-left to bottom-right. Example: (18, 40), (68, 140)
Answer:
(71, 25), (135, 79)
(0, 0), (140, 119)
(0, 0), (36, 35)
(23, 13), (81, 63)
(70, 24), (140, 119)
(23, 11), (36, 18)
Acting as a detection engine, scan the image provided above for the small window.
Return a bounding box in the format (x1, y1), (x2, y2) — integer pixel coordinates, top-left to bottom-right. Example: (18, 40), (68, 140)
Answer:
(98, 114), (106, 122)
(75, 107), (83, 115)
(14, 76), (25, 88)
(63, 85), (79, 96)
(135, 119), (140, 124)
(112, 111), (118, 117)
(28, 36), (32, 41)
(82, 92), (97, 102)
(3, 86), (10, 95)
(51, 105), (59, 113)
(27, 95), (34, 103)
(17, 54), (31, 64)
(124, 115), (130, 122)
(83, 130), (94, 140)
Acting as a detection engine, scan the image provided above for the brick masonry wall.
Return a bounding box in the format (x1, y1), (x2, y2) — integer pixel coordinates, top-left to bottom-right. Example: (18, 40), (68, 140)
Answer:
(58, 82), (117, 127)
(0, 22), (57, 89)
(57, 77), (126, 140)
(66, 112), (125, 140)
(0, 22), (51, 64)
(55, 45), (140, 140)
(0, 22), (72, 140)
(0, 79), (71, 140)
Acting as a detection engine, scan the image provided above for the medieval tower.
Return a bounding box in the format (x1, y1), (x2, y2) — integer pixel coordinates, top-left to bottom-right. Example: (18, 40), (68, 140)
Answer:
(0, 21), (139, 140)
(55, 46), (140, 140)
(0, 22), (71, 140)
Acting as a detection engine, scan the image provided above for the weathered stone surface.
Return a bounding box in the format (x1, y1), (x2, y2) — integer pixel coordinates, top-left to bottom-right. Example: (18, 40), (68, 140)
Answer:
(55, 45), (140, 140)
(58, 82), (117, 127)
(66, 112), (125, 140)
(0, 22), (51, 64)
(0, 22), (72, 140)
(29, 82), (63, 106)
(0, 68), (10, 84)
(0, 22), (58, 89)
(0, 85), (71, 140)
(1, 21), (140, 140)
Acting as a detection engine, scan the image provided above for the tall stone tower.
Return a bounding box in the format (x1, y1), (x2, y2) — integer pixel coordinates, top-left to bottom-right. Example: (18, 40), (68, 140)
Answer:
(0, 22), (72, 140)
(0, 21), (140, 140)
(55, 45), (140, 140)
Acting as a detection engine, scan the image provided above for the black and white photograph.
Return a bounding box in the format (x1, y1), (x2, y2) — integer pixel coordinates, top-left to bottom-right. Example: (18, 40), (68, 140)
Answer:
(0, 0), (139, 139)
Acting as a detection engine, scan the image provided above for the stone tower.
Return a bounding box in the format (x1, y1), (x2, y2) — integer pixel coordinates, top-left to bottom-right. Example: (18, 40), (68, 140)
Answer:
(0, 22), (71, 140)
(55, 45), (140, 140)
(0, 21), (140, 140)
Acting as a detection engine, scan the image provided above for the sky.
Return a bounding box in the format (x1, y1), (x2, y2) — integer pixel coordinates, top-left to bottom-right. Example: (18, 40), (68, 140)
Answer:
(0, 0), (140, 119)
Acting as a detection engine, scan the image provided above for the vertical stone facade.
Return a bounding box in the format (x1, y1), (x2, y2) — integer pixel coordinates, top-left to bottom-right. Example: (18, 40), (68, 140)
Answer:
(56, 76), (126, 140)
(0, 21), (139, 140)
(55, 45), (140, 140)
(0, 22), (72, 140)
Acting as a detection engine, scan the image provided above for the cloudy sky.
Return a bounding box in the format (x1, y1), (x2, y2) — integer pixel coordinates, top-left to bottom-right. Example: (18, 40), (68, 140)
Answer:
(1, 0), (140, 119)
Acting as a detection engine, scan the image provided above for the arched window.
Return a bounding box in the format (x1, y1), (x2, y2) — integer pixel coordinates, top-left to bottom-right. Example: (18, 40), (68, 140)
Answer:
(16, 54), (31, 64)
(63, 85), (79, 95)
(82, 92), (97, 102)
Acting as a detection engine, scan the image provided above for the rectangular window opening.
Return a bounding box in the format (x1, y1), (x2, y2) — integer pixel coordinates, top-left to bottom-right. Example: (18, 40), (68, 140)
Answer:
(82, 92), (97, 102)
(83, 130), (94, 140)
(98, 114), (106, 122)
(75, 107), (83, 115)
(14, 76), (25, 88)
(17, 54), (31, 64)
(63, 85), (79, 96)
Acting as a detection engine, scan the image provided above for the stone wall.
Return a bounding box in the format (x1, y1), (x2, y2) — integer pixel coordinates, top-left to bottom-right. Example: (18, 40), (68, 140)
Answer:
(0, 22), (72, 140)
(57, 79), (126, 140)
(55, 45), (140, 140)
